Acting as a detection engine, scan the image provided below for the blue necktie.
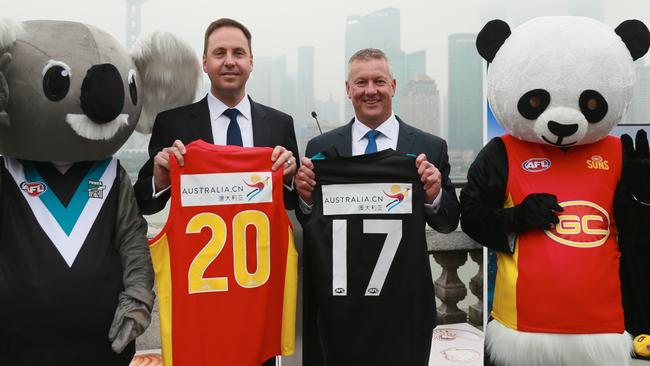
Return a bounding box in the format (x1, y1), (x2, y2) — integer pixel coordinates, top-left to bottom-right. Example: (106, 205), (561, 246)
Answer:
(223, 108), (243, 146)
(364, 130), (382, 154)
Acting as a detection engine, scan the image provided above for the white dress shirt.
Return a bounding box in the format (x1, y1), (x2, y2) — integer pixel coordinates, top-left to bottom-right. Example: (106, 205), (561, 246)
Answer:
(207, 92), (254, 147)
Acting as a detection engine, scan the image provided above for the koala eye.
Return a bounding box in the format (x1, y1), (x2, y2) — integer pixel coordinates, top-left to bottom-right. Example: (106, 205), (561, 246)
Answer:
(128, 69), (138, 106)
(517, 89), (551, 120)
(579, 90), (608, 123)
(42, 60), (71, 101)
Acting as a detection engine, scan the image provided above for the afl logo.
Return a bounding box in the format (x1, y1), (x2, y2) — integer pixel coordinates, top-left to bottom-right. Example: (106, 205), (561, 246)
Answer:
(20, 181), (47, 197)
(522, 158), (551, 172)
(545, 200), (610, 248)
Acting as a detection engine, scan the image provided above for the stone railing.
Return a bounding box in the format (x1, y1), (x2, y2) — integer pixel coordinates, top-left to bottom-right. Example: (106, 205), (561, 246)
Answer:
(427, 228), (483, 329)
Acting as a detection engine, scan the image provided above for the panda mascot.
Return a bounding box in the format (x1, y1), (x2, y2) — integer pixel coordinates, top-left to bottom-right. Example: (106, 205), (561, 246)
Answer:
(460, 16), (650, 366)
(0, 18), (199, 364)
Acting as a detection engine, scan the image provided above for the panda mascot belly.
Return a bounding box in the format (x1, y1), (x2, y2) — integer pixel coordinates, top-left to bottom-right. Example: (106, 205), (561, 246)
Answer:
(460, 17), (650, 366)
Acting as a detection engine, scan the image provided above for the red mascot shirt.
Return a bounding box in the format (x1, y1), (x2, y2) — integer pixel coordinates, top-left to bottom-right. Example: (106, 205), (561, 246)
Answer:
(493, 134), (624, 334)
(149, 141), (297, 366)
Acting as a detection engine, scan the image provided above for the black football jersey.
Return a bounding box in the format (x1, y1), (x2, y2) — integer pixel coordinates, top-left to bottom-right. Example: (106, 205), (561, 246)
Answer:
(303, 149), (435, 366)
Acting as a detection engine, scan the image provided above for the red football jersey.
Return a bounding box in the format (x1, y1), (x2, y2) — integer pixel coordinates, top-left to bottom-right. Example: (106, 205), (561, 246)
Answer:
(493, 134), (623, 334)
(149, 140), (297, 366)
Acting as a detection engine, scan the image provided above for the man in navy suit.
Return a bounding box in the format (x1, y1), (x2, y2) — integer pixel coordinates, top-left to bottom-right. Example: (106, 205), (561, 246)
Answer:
(133, 18), (298, 366)
(134, 18), (298, 215)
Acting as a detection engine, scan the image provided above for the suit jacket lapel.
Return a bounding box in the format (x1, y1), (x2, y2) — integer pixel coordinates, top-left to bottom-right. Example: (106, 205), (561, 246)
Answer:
(190, 96), (214, 144)
(395, 116), (416, 154)
(250, 97), (272, 148)
(336, 119), (354, 156)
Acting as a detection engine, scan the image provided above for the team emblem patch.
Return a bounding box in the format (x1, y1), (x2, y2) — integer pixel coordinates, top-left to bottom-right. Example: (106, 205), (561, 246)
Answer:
(87, 179), (106, 199)
(383, 185), (411, 212)
(544, 200), (610, 248)
(243, 173), (270, 201)
(21, 181), (47, 197)
(522, 158), (551, 172)
(586, 155), (610, 170)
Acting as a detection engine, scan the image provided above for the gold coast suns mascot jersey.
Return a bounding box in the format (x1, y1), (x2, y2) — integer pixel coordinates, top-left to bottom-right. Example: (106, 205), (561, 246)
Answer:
(494, 134), (623, 334)
(149, 141), (297, 366)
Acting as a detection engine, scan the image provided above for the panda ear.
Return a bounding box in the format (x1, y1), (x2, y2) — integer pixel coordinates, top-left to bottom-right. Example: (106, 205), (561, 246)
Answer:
(615, 19), (650, 61)
(476, 19), (511, 62)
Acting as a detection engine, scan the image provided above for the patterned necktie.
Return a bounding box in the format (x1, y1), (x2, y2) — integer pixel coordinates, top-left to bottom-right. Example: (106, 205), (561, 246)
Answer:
(364, 130), (382, 154)
(223, 108), (243, 146)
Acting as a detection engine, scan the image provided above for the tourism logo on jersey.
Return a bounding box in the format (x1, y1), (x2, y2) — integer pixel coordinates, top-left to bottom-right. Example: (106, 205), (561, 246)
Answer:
(383, 185), (411, 212)
(322, 183), (412, 215)
(544, 200), (610, 248)
(586, 155), (610, 170)
(522, 158), (551, 172)
(243, 174), (270, 201)
(20, 181), (47, 197)
(180, 172), (273, 207)
(87, 179), (106, 199)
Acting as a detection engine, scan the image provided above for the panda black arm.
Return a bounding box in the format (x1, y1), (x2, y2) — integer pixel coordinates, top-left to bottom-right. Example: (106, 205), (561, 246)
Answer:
(460, 138), (513, 252)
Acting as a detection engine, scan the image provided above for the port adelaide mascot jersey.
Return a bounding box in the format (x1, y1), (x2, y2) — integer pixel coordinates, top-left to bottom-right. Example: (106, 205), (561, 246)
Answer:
(0, 156), (127, 362)
(303, 149), (435, 366)
(149, 141), (297, 366)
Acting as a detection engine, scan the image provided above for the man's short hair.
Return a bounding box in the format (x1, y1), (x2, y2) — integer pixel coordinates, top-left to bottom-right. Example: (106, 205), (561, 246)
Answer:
(348, 48), (389, 64)
(203, 18), (252, 55)
(347, 48), (393, 79)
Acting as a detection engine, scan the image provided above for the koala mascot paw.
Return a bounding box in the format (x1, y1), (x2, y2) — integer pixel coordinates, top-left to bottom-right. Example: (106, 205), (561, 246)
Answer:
(109, 288), (155, 353)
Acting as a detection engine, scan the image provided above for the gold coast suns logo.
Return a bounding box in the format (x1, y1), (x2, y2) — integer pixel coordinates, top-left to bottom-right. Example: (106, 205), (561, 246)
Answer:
(383, 184), (410, 212)
(586, 155), (609, 170)
(243, 173), (269, 201)
(545, 200), (610, 248)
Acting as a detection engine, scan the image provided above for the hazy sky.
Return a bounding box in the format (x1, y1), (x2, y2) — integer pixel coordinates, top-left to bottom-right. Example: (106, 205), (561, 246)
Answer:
(3, 0), (650, 107)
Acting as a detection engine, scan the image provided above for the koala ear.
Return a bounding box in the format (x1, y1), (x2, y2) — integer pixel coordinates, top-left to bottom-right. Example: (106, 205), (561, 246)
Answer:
(615, 19), (650, 61)
(0, 17), (23, 51)
(476, 19), (511, 63)
(130, 31), (201, 134)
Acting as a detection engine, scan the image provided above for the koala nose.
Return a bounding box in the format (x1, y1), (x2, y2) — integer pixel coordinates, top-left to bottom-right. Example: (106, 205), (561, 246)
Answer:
(547, 121), (578, 138)
(80, 64), (124, 124)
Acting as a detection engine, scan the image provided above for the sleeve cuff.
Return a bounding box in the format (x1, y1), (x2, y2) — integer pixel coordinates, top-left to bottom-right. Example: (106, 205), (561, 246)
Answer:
(424, 189), (443, 214)
(298, 196), (313, 214)
(151, 177), (170, 198)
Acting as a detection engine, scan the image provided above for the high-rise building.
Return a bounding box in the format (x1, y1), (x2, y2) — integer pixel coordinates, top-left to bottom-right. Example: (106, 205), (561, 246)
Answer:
(447, 33), (483, 180)
(297, 46), (316, 130)
(125, 0), (147, 49)
(399, 75), (441, 135)
(344, 7), (425, 119)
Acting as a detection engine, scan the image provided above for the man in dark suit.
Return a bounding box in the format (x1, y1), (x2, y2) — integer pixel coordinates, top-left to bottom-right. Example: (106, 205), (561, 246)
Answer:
(296, 48), (458, 231)
(295, 48), (459, 365)
(134, 18), (298, 215)
(133, 18), (298, 366)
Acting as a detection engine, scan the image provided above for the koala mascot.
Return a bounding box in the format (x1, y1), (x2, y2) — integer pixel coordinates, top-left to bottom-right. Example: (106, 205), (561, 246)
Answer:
(460, 17), (650, 366)
(0, 19), (199, 364)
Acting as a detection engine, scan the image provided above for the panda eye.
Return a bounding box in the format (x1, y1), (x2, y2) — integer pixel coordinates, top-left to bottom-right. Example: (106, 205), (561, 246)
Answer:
(42, 60), (71, 102)
(579, 90), (608, 123)
(517, 89), (550, 120)
(128, 69), (138, 106)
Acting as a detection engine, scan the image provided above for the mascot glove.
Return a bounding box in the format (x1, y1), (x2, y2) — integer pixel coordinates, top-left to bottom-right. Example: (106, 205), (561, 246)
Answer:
(510, 193), (563, 233)
(108, 286), (155, 354)
(622, 130), (650, 203)
(0, 52), (11, 126)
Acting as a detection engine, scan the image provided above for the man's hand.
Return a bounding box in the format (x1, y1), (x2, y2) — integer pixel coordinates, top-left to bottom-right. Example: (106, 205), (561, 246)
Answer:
(296, 157), (316, 205)
(153, 139), (186, 192)
(271, 145), (297, 184)
(415, 153), (441, 204)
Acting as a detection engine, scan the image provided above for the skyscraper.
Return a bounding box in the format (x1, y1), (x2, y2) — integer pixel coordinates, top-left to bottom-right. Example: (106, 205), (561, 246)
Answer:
(344, 7), (425, 118)
(297, 46), (316, 128)
(399, 75), (441, 135)
(125, 0), (147, 49)
(447, 33), (483, 179)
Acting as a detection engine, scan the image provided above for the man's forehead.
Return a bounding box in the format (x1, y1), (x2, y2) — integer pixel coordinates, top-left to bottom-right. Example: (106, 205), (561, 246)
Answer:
(207, 27), (249, 49)
(348, 59), (392, 78)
